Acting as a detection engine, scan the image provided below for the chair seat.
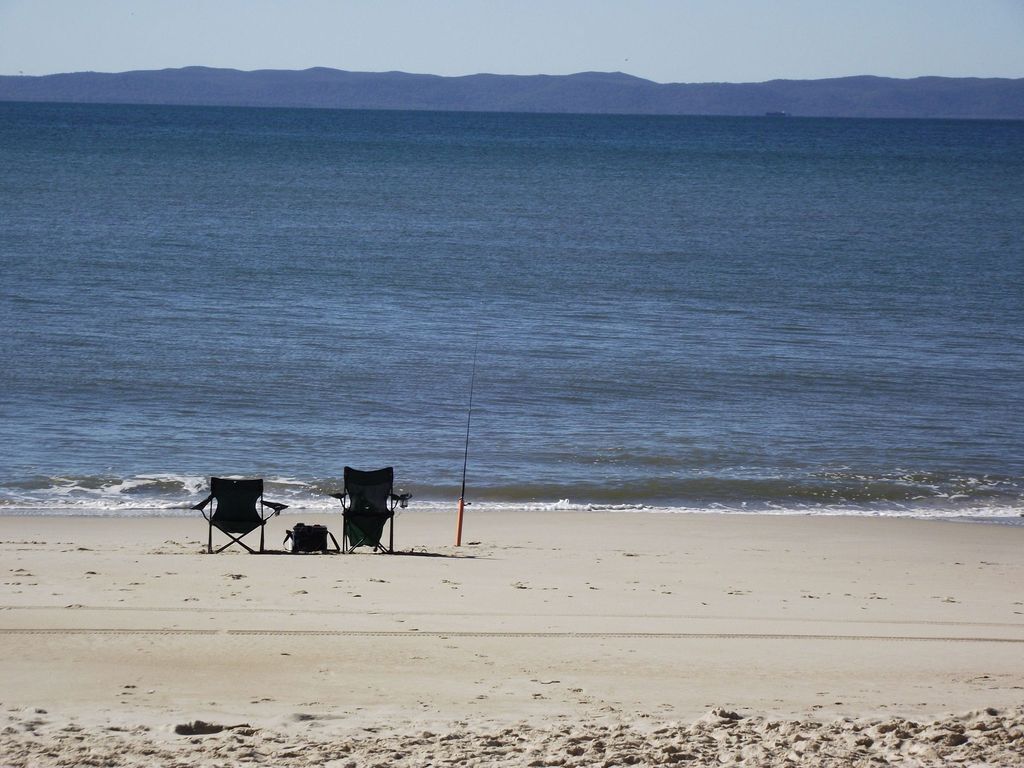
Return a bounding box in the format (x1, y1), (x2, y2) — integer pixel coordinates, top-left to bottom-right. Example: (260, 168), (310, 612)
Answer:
(212, 519), (263, 535)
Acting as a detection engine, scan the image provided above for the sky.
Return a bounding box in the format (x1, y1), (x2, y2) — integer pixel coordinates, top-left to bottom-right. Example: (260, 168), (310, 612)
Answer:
(1, 0), (1022, 83)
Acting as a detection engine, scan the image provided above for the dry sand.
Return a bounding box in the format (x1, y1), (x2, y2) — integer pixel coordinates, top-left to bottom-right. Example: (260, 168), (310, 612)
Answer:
(1, 510), (1022, 766)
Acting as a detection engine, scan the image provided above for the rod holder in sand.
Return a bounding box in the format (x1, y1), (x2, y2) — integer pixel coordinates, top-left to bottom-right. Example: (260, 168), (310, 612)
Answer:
(456, 496), (466, 547)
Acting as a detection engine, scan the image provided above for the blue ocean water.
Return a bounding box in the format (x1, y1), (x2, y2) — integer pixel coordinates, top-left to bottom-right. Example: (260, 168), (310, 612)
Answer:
(1, 102), (1022, 518)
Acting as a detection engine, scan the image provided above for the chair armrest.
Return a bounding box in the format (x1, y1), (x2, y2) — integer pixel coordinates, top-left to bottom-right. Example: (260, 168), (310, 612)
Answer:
(262, 501), (288, 515)
(192, 494), (214, 519)
(389, 492), (413, 510)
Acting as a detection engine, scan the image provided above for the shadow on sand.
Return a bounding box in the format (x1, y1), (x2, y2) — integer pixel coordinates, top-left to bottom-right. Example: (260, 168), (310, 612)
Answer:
(247, 549), (483, 559)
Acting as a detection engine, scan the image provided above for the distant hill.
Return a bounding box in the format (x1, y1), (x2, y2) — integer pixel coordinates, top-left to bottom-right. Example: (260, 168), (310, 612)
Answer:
(1, 67), (1022, 119)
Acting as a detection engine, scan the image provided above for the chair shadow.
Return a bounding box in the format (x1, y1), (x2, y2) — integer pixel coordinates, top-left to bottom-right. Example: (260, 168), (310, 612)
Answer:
(254, 549), (481, 559)
(392, 549), (483, 560)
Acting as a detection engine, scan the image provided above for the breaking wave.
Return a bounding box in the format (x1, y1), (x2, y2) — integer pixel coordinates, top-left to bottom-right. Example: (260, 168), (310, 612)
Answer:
(0, 470), (1021, 522)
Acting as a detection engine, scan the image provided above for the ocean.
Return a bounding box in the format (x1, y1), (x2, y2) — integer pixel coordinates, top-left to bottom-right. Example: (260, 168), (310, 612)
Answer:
(1, 102), (1022, 520)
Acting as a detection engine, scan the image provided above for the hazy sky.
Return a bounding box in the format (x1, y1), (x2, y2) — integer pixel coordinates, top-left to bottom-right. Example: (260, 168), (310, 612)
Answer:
(1, 0), (1022, 82)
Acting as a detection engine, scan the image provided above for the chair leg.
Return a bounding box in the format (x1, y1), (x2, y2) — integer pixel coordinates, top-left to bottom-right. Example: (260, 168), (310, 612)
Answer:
(209, 526), (258, 554)
(212, 534), (256, 554)
(208, 522), (213, 554)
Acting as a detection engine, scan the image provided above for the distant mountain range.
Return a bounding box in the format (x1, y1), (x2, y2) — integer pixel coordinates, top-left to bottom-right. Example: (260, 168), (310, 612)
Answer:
(1, 67), (1022, 119)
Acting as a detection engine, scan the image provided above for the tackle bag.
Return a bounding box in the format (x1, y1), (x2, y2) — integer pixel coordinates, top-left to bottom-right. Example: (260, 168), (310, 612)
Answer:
(284, 523), (340, 553)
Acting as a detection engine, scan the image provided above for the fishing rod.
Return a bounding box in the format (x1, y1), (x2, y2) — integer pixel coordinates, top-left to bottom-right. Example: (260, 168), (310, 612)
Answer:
(455, 342), (478, 546)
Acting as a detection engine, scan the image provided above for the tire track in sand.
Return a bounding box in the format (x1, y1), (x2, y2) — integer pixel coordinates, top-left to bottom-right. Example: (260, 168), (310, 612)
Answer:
(3, 604), (1022, 629)
(0, 627), (1021, 643)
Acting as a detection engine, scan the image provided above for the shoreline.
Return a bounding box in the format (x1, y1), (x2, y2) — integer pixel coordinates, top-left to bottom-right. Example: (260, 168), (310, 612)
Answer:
(2, 503), (1022, 525)
(2, 511), (1022, 765)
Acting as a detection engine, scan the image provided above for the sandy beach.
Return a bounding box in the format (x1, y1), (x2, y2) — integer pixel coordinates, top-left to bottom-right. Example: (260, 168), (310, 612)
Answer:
(1, 510), (1022, 766)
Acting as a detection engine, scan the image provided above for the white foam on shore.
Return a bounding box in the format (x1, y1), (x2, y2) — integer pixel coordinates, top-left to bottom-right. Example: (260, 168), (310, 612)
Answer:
(1, 494), (1021, 524)
(1, 471), (1021, 521)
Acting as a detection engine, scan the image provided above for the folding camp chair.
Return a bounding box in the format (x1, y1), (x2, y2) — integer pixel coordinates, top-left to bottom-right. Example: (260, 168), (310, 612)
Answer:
(331, 466), (411, 553)
(193, 477), (288, 553)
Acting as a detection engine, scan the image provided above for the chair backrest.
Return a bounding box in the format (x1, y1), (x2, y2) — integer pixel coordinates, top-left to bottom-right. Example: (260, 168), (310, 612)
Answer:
(209, 477), (264, 529)
(344, 466), (394, 516)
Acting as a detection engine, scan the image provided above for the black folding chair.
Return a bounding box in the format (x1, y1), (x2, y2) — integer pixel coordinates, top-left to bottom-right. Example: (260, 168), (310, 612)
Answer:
(193, 477), (287, 553)
(331, 466), (411, 553)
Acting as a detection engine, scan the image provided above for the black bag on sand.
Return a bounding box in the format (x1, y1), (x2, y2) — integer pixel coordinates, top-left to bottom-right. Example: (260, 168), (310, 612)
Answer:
(284, 523), (340, 553)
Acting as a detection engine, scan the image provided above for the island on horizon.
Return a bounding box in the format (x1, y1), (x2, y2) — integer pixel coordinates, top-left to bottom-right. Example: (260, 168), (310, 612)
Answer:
(1, 66), (1023, 120)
